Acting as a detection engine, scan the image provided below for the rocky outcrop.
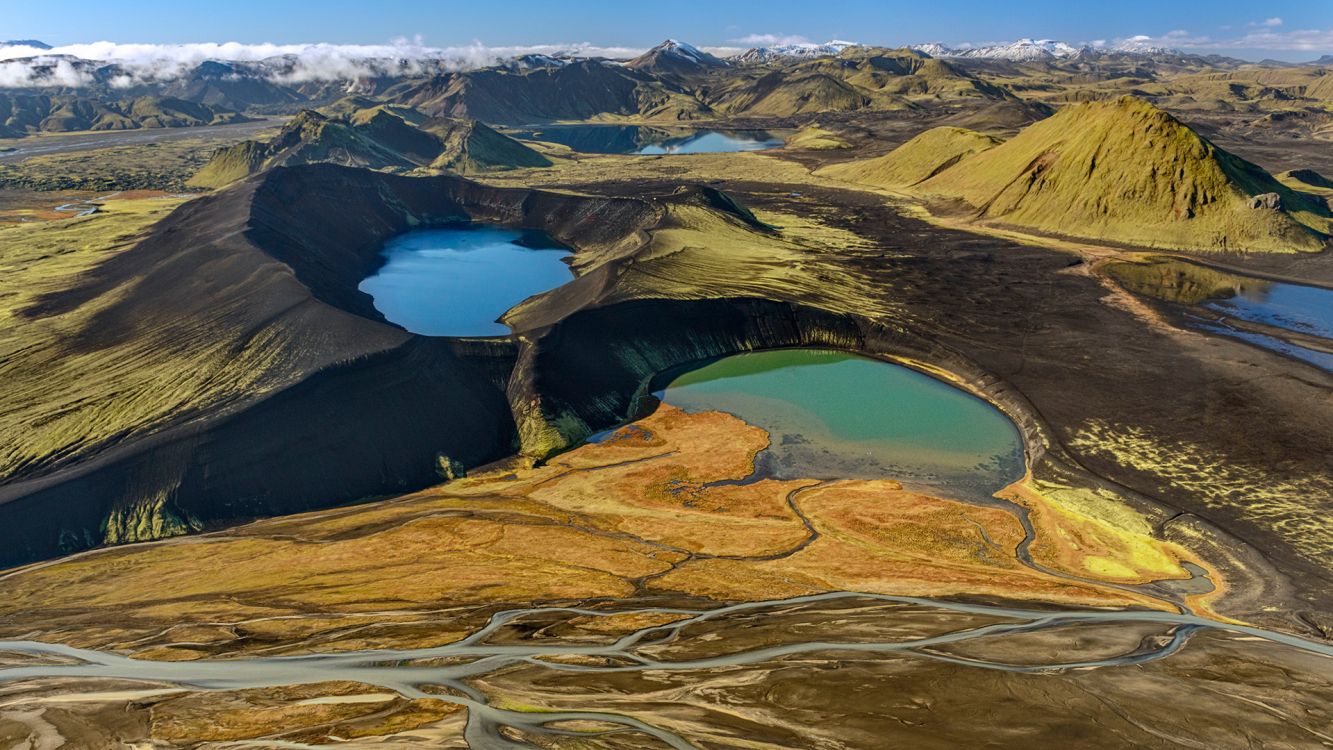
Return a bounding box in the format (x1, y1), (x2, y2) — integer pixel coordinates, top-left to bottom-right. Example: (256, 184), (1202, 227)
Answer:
(1248, 192), (1282, 210)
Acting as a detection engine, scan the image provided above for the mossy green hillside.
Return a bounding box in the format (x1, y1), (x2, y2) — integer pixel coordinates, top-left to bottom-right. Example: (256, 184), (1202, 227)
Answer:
(189, 106), (550, 189)
(916, 97), (1328, 253)
(819, 126), (1000, 187)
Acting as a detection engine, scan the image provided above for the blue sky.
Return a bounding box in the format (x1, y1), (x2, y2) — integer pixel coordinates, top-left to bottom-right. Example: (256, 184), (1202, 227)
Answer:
(5, 0), (1332, 60)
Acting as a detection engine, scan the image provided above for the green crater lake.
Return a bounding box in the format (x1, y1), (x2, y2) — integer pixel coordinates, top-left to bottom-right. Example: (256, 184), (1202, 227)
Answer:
(658, 349), (1025, 499)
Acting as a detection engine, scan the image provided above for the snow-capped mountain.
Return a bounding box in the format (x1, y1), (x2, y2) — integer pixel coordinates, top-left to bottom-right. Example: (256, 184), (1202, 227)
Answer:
(734, 40), (860, 63)
(913, 39), (1082, 61)
(627, 39), (728, 71)
(1101, 37), (1176, 56)
(912, 37), (1179, 62)
(909, 43), (951, 58)
(502, 53), (574, 71)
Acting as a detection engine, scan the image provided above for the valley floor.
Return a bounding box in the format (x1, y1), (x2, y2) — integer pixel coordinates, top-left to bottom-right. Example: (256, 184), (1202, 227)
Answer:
(3, 404), (1330, 748)
(1, 115), (1331, 748)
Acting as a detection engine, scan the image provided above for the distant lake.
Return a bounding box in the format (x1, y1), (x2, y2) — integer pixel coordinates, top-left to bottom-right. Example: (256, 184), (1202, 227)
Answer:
(658, 349), (1026, 500)
(510, 125), (784, 155)
(1104, 258), (1333, 371)
(1203, 281), (1333, 340)
(358, 225), (572, 337)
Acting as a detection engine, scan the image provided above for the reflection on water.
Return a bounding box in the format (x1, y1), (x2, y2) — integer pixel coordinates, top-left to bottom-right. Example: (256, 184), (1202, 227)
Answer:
(1204, 282), (1333, 340)
(511, 125), (783, 155)
(1103, 257), (1262, 305)
(358, 224), (572, 337)
(1105, 257), (1333, 370)
(1195, 323), (1333, 371)
(658, 349), (1025, 500)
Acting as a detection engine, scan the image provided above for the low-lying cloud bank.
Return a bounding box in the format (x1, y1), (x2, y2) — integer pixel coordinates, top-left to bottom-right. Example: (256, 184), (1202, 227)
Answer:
(2, 30), (1330, 89)
(0, 39), (657, 88)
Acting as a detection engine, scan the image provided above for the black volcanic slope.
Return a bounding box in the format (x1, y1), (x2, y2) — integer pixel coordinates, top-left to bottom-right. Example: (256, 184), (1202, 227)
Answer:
(0, 165), (667, 565)
(3, 164), (1332, 640)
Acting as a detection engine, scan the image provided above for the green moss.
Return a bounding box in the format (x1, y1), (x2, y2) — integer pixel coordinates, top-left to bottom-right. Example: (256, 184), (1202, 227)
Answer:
(423, 119), (552, 173)
(102, 492), (202, 545)
(819, 126), (999, 187)
(786, 123), (852, 150)
(915, 96), (1328, 253)
(189, 107), (551, 188)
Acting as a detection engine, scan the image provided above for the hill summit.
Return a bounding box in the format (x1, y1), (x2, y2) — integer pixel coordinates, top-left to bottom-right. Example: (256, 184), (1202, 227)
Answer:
(898, 96), (1328, 253)
(189, 105), (550, 188)
(628, 39), (728, 74)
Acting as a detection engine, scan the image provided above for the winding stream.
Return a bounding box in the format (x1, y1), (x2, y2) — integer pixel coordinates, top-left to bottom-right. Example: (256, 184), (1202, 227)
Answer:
(4, 349), (1324, 747)
(2, 593), (1331, 749)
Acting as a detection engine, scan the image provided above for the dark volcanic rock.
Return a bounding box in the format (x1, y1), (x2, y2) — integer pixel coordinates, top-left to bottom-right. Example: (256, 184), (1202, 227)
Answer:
(0, 164), (660, 566)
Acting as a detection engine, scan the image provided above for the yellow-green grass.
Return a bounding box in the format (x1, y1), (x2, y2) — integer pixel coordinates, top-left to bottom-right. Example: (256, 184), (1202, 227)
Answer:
(0, 194), (338, 492)
(818, 126), (1000, 187)
(915, 97), (1327, 253)
(785, 123), (852, 150)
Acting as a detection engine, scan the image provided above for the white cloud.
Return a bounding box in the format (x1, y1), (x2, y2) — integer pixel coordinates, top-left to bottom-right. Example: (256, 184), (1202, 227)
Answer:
(0, 57), (93, 87)
(727, 33), (812, 47)
(1261, 17), (1284, 27)
(701, 46), (749, 57)
(1117, 26), (1333, 52)
(0, 39), (653, 88)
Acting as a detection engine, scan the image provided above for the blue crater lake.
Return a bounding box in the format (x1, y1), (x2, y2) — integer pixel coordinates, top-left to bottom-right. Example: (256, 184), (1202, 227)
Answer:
(358, 225), (573, 337)
(657, 349), (1026, 499)
(510, 125), (783, 155)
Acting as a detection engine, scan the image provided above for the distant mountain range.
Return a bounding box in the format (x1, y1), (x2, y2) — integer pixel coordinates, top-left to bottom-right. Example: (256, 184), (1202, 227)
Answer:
(910, 38), (1175, 61)
(735, 40), (860, 63)
(0, 39), (52, 50)
(0, 35), (1232, 88)
(1, 37), (1330, 139)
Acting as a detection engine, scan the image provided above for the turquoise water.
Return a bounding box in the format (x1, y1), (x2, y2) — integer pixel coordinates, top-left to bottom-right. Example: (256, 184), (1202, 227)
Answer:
(358, 225), (572, 337)
(658, 349), (1025, 498)
(511, 125), (783, 155)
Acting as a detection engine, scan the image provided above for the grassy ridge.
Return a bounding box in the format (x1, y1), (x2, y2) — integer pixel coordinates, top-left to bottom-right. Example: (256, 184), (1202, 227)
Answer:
(190, 105), (551, 189)
(819, 126), (1000, 187)
(861, 97), (1330, 253)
